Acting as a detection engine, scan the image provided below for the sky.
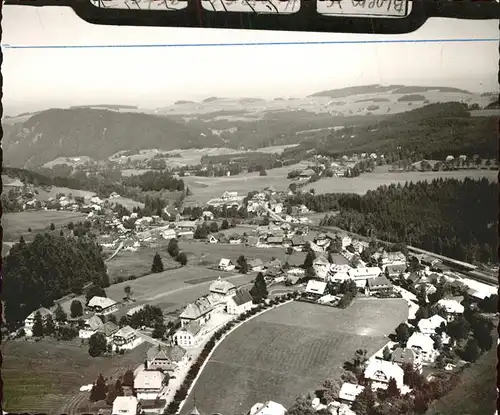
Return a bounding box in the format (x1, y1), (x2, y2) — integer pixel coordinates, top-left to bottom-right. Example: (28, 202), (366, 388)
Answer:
(2, 5), (499, 114)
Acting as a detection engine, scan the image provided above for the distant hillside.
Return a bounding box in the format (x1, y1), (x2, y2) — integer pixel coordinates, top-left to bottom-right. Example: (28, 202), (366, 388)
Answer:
(3, 108), (224, 168)
(289, 102), (497, 160)
(69, 104), (138, 110)
(309, 84), (471, 98)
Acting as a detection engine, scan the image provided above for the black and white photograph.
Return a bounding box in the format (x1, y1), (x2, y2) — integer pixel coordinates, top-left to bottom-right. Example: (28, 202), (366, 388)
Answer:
(1, 5), (499, 415)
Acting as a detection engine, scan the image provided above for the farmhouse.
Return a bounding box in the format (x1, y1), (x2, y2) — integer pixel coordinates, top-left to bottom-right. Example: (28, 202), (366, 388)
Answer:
(391, 347), (423, 373)
(304, 280), (327, 299)
(97, 322), (120, 342)
(145, 344), (187, 372)
(365, 276), (394, 296)
(79, 315), (104, 339)
(229, 235), (243, 244)
(407, 332), (438, 364)
(87, 296), (119, 315)
(24, 307), (54, 337)
(417, 315), (447, 336)
(437, 298), (465, 321)
(226, 290), (254, 315)
(112, 396), (140, 415)
(112, 326), (144, 351)
(173, 321), (202, 347)
(291, 236), (306, 249)
(178, 230), (194, 240)
(364, 360), (404, 391)
(313, 256), (331, 281)
(338, 383), (365, 405)
(385, 264), (407, 278)
(179, 294), (224, 326)
(209, 277), (237, 299)
(161, 229), (176, 240)
(346, 267), (382, 287)
(218, 258), (236, 271)
(221, 191), (238, 201)
(134, 370), (165, 401)
(299, 169), (315, 179)
(267, 236), (284, 246)
(249, 401), (287, 415)
(176, 221), (197, 231)
(248, 258), (265, 272)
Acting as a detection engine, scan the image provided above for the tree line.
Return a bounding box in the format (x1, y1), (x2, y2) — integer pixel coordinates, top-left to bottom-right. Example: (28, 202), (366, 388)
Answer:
(289, 178), (497, 264)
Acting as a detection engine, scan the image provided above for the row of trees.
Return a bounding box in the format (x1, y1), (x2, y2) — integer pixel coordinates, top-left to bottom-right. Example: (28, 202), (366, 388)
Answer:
(122, 170), (185, 192)
(289, 178), (497, 264)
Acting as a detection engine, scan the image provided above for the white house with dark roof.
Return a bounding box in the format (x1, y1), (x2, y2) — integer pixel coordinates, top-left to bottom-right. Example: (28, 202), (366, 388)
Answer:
(24, 307), (54, 337)
(209, 277), (236, 298)
(227, 290), (254, 315)
(112, 396), (140, 415)
(87, 296), (119, 315)
(407, 332), (438, 364)
(145, 344), (187, 372)
(134, 370), (166, 401)
(364, 360), (404, 391)
(79, 315), (104, 339)
(112, 326), (144, 351)
(173, 322), (202, 348)
(418, 314), (447, 336)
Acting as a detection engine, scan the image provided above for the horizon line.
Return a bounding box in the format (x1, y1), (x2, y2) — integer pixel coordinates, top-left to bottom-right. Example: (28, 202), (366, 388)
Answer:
(2, 37), (499, 49)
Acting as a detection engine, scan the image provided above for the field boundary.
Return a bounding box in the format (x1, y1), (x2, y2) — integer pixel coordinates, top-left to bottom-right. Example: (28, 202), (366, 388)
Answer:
(176, 299), (295, 414)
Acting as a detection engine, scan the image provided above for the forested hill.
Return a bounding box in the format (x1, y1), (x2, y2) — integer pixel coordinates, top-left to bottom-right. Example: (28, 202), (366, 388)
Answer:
(285, 102), (497, 160)
(288, 177), (497, 264)
(3, 107), (223, 168)
(3, 233), (109, 328)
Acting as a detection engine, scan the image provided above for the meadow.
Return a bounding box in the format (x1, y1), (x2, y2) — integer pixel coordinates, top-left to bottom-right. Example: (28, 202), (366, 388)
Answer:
(302, 167), (498, 195)
(182, 298), (408, 415)
(3, 210), (88, 242)
(2, 338), (149, 415)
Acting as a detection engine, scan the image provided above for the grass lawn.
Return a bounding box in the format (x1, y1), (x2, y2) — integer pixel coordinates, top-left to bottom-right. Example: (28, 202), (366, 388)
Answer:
(3, 211), (88, 242)
(2, 338), (149, 414)
(425, 343), (497, 415)
(182, 298), (408, 415)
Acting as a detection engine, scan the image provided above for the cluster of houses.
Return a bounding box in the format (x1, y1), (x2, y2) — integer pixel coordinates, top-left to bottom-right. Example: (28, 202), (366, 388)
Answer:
(23, 294), (145, 352)
(391, 155), (499, 173)
(172, 277), (254, 348)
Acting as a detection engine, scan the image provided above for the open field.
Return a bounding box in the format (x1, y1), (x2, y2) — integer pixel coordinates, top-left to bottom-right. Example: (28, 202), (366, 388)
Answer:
(2, 338), (149, 415)
(301, 167), (498, 195)
(425, 344), (497, 415)
(182, 298), (408, 415)
(183, 162), (310, 203)
(181, 240), (306, 267)
(3, 210), (88, 242)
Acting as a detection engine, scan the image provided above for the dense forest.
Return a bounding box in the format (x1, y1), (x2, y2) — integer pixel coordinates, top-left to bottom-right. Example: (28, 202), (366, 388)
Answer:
(286, 103), (497, 160)
(3, 233), (110, 328)
(122, 170), (184, 192)
(288, 178), (497, 264)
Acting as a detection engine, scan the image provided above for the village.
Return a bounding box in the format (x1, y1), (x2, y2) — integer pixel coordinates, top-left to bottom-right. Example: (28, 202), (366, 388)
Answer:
(7, 178), (498, 415)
